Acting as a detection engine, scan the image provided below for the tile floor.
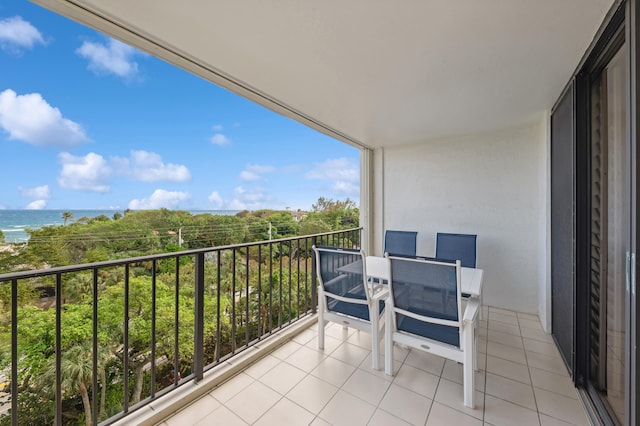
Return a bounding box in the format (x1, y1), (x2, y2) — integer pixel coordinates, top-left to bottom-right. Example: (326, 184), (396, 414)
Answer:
(159, 307), (590, 426)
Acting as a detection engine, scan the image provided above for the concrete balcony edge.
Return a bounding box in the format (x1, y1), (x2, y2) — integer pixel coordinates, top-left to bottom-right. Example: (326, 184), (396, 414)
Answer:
(111, 314), (319, 426)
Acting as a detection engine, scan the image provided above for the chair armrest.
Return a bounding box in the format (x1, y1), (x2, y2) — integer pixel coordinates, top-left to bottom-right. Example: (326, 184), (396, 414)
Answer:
(462, 298), (480, 324)
(322, 274), (350, 287)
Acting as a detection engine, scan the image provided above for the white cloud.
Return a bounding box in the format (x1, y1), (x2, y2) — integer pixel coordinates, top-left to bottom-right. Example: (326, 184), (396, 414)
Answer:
(115, 150), (191, 182)
(239, 170), (261, 182)
(211, 133), (230, 146)
(226, 186), (273, 210)
(333, 181), (360, 195)
(208, 191), (223, 209)
(56, 150), (190, 195)
(128, 189), (191, 210)
(306, 157), (359, 197)
(76, 38), (141, 79)
(19, 185), (51, 199)
(25, 199), (46, 210)
(247, 164), (275, 174)
(58, 152), (112, 193)
(0, 89), (89, 148)
(240, 164), (275, 182)
(0, 16), (46, 54)
(212, 124), (223, 131)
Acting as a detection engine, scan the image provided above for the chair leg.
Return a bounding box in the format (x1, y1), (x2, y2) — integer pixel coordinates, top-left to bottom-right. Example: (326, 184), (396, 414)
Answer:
(318, 292), (325, 350)
(463, 325), (475, 408)
(384, 308), (393, 375)
(371, 304), (380, 370)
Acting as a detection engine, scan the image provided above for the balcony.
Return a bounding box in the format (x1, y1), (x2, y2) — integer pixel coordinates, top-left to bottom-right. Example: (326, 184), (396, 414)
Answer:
(0, 227), (589, 425)
(0, 229), (360, 425)
(134, 307), (589, 426)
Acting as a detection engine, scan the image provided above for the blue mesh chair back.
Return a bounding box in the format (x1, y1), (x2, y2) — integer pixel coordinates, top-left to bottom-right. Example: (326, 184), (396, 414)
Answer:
(315, 246), (376, 321)
(435, 233), (477, 268)
(388, 256), (462, 347)
(384, 230), (417, 257)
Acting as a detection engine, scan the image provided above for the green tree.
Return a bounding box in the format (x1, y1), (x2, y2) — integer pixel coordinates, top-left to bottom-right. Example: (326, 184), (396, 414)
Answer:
(62, 212), (74, 226)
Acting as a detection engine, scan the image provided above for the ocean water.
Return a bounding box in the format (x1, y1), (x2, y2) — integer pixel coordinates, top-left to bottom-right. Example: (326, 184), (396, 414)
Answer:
(0, 210), (238, 243)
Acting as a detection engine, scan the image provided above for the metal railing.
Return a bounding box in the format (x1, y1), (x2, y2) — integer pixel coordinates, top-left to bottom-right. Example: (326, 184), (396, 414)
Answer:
(0, 228), (361, 426)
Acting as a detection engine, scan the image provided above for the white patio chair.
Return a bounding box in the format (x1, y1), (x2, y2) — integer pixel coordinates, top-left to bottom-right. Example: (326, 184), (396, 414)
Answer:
(384, 254), (479, 408)
(313, 245), (387, 370)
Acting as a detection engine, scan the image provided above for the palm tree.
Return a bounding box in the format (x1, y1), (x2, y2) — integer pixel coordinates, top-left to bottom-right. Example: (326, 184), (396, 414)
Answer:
(62, 211), (74, 226)
(40, 343), (111, 426)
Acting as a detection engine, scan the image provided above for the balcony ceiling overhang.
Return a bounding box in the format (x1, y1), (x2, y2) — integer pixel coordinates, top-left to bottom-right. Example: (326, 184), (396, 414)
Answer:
(32, 0), (615, 149)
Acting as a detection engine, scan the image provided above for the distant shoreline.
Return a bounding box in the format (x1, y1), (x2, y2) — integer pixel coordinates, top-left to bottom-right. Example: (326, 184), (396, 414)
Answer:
(0, 209), (241, 243)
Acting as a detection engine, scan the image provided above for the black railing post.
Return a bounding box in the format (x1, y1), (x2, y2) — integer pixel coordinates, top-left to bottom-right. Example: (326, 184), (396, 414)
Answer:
(55, 274), (62, 426)
(311, 236), (317, 314)
(11, 279), (18, 426)
(194, 253), (205, 382)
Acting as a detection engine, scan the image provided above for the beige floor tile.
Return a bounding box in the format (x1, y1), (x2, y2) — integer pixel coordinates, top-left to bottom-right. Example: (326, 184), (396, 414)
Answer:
(244, 354), (282, 379)
(347, 328), (374, 350)
(286, 345), (329, 372)
(310, 417), (332, 426)
(534, 388), (590, 425)
(253, 396), (315, 426)
(324, 322), (356, 339)
(271, 340), (304, 360)
(487, 329), (524, 349)
(539, 413), (580, 426)
(441, 359), (486, 392)
(309, 333), (344, 354)
(165, 394), (220, 426)
(487, 341), (527, 365)
(489, 307), (518, 317)
(359, 353), (396, 380)
(403, 349), (446, 376)
(293, 328), (318, 345)
(520, 327), (554, 343)
(523, 338), (562, 358)
(490, 312), (519, 326)
(433, 378), (485, 420)
(427, 401), (483, 426)
(225, 380), (282, 424)
(311, 355), (357, 387)
(379, 383), (432, 426)
(488, 320), (522, 336)
(342, 368), (391, 406)
(210, 372), (255, 403)
(368, 408), (413, 426)
(486, 355), (531, 385)
(258, 360), (307, 394)
(286, 374), (339, 414)
(329, 342), (371, 367)
(519, 318), (544, 332)
(390, 342), (412, 362)
(483, 395), (540, 426)
(529, 367), (577, 399)
(393, 363), (440, 399)
(517, 312), (540, 322)
(478, 337), (488, 354)
(526, 352), (569, 376)
(193, 405), (248, 426)
(318, 389), (376, 426)
(485, 373), (536, 410)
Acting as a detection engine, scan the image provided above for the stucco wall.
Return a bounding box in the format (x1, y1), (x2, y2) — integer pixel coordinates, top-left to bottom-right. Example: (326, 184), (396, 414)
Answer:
(380, 121), (546, 314)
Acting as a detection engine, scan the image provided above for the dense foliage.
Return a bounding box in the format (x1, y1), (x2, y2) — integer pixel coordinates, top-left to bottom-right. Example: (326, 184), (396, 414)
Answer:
(0, 199), (359, 425)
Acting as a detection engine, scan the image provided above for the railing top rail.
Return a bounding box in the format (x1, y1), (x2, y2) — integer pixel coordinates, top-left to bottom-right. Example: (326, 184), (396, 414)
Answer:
(0, 227), (362, 281)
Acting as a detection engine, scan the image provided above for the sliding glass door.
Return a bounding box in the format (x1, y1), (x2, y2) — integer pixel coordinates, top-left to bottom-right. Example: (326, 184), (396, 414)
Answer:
(588, 42), (630, 425)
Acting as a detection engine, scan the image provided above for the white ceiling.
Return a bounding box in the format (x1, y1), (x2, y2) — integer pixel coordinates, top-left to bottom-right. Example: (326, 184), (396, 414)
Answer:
(33, 0), (615, 149)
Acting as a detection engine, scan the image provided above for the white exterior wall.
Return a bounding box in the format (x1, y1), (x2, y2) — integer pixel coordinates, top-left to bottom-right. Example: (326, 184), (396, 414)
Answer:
(377, 120), (548, 315)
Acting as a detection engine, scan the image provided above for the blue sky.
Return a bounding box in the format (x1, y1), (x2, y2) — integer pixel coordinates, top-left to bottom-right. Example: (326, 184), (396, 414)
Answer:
(0, 1), (360, 211)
